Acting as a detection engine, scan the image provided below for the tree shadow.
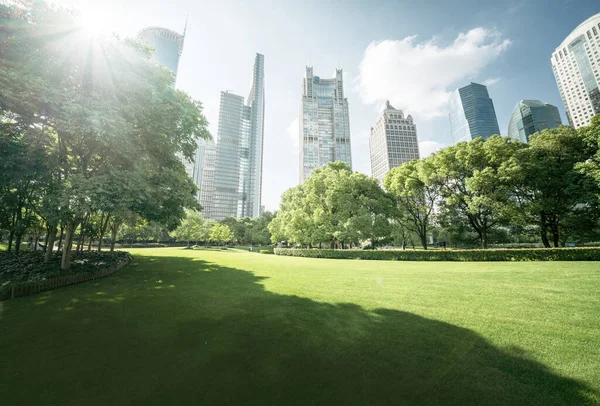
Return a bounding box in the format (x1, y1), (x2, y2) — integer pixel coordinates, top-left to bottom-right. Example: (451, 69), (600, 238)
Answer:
(1, 255), (597, 405)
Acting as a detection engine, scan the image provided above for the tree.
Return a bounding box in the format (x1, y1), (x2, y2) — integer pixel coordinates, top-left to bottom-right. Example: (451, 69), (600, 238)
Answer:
(503, 126), (598, 247)
(434, 136), (522, 248)
(0, 1), (210, 268)
(171, 211), (205, 246)
(384, 157), (440, 249)
(208, 224), (234, 245)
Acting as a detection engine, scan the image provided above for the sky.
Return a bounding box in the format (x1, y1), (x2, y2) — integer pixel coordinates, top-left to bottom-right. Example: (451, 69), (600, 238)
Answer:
(53, 0), (599, 211)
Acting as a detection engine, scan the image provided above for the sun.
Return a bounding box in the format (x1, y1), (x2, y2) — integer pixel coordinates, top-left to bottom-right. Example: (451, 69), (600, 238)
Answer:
(79, 3), (114, 37)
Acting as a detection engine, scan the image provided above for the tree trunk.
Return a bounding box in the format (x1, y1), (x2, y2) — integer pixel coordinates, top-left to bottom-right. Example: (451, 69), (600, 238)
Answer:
(110, 223), (120, 252)
(7, 229), (14, 253)
(14, 208), (23, 255)
(539, 212), (551, 248)
(57, 225), (64, 252)
(44, 226), (58, 263)
(61, 221), (77, 270)
(44, 228), (50, 253)
(552, 230), (560, 248)
(481, 228), (487, 249)
(419, 233), (428, 250)
(76, 224), (84, 253)
(34, 233), (39, 251)
(97, 213), (110, 252)
(87, 237), (93, 251)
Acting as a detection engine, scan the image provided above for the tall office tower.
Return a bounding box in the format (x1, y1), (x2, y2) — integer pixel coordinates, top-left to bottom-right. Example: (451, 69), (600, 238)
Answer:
(448, 82), (501, 144)
(201, 54), (265, 221)
(508, 100), (562, 142)
(137, 26), (195, 178)
(137, 26), (185, 86)
(551, 13), (600, 128)
(197, 141), (217, 219)
(369, 101), (419, 183)
(300, 67), (351, 183)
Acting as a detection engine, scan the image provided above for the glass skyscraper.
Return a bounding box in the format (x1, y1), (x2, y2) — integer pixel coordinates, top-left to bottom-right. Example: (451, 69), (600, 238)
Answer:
(369, 101), (419, 183)
(448, 82), (501, 144)
(300, 67), (351, 182)
(137, 26), (185, 86)
(507, 100), (562, 143)
(551, 13), (600, 128)
(198, 54), (265, 220)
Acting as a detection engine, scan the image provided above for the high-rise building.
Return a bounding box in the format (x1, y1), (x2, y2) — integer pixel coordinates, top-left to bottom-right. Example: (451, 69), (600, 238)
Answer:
(369, 101), (419, 183)
(137, 26), (185, 85)
(507, 100), (562, 142)
(551, 13), (600, 128)
(448, 82), (501, 144)
(199, 54), (265, 221)
(300, 67), (351, 182)
(136, 26), (195, 178)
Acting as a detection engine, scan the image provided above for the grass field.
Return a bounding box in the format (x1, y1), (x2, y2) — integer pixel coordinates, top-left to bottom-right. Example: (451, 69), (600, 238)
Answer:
(1, 248), (599, 405)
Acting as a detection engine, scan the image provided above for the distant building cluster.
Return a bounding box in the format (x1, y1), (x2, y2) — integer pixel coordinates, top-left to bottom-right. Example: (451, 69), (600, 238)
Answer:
(136, 12), (600, 215)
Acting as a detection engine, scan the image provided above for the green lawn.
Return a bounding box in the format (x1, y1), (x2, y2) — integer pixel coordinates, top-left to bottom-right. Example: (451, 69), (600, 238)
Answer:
(1, 248), (599, 405)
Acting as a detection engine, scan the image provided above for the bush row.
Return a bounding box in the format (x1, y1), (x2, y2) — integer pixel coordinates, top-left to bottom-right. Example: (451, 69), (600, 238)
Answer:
(0, 251), (133, 295)
(273, 247), (600, 261)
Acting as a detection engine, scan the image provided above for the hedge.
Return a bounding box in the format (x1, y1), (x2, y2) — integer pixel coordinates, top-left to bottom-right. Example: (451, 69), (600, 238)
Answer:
(273, 247), (600, 262)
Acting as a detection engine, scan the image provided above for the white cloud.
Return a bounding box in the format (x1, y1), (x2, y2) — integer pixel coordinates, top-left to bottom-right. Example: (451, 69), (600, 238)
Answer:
(419, 140), (445, 158)
(287, 118), (299, 147)
(482, 77), (500, 87)
(357, 28), (511, 119)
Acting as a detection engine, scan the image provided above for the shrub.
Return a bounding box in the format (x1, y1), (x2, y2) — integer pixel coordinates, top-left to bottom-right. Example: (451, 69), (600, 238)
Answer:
(273, 248), (600, 262)
(0, 251), (132, 299)
(259, 248), (274, 255)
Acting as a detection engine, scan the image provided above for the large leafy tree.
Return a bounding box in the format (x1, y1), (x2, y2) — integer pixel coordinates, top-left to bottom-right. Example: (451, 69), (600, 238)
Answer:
(0, 1), (210, 268)
(502, 126), (598, 247)
(434, 136), (522, 248)
(384, 156), (440, 249)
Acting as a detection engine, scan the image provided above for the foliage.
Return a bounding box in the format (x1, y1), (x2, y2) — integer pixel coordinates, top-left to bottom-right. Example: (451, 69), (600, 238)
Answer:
(384, 156), (440, 249)
(502, 126), (599, 247)
(273, 247), (600, 261)
(0, 1), (210, 268)
(269, 162), (394, 248)
(434, 136), (523, 248)
(208, 224), (234, 245)
(0, 250), (132, 299)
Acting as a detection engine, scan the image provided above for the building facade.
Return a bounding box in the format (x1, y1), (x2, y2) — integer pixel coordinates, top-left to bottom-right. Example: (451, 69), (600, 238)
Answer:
(507, 100), (562, 142)
(137, 26), (185, 86)
(369, 101), (419, 183)
(448, 82), (501, 144)
(551, 13), (600, 128)
(198, 54), (265, 221)
(300, 67), (351, 182)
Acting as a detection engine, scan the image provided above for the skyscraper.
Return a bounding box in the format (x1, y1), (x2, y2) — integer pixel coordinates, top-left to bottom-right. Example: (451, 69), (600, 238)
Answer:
(551, 13), (600, 128)
(137, 26), (185, 85)
(136, 26), (195, 178)
(369, 101), (419, 183)
(199, 54), (265, 221)
(448, 82), (501, 144)
(508, 100), (562, 143)
(300, 67), (351, 183)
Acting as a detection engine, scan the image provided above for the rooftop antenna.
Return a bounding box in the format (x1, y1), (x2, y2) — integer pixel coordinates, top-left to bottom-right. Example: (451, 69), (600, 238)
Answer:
(183, 14), (188, 37)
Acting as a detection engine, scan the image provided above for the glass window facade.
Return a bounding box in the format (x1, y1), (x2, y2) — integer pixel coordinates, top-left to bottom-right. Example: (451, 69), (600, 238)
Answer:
(300, 67), (352, 182)
(507, 100), (562, 143)
(449, 83), (500, 144)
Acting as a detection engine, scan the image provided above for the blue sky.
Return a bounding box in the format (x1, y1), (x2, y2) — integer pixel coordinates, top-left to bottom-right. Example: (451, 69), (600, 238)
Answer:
(54, 0), (599, 211)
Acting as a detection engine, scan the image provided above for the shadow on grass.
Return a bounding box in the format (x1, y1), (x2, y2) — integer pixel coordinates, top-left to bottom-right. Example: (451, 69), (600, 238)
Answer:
(1, 255), (596, 405)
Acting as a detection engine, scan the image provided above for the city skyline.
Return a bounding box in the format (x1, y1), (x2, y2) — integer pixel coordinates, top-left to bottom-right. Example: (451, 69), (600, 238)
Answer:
(50, 0), (600, 211)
